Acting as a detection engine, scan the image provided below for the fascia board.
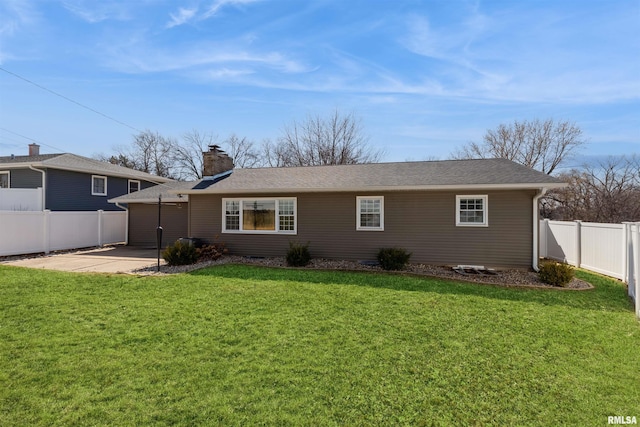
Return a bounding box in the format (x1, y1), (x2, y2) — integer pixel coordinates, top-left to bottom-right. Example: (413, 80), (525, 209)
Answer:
(43, 164), (172, 183)
(175, 182), (568, 195)
(108, 196), (188, 204)
(0, 161), (46, 169)
(0, 160), (171, 183)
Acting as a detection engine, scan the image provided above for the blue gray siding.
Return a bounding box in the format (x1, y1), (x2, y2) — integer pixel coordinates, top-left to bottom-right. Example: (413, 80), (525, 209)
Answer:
(46, 169), (158, 211)
(3, 168), (43, 188)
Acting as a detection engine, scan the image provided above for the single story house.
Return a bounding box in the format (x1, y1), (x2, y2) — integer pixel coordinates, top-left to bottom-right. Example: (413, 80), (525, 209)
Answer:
(0, 144), (172, 211)
(168, 150), (566, 270)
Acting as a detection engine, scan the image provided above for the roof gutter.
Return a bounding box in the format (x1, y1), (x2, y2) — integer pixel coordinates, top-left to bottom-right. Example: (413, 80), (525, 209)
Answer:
(175, 182), (568, 195)
(1, 160), (173, 183)
(532, 188), (548, 272)
(28, 165), (46, 210)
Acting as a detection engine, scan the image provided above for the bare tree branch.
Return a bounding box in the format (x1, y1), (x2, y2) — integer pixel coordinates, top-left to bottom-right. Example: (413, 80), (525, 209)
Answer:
(452, 118), (586, 174)
(545, 154), (640, 222)
(223, 134), (261, 169)
(172, 130), (218, 180)
(96, 130), (177, 178)
(266, 110), (383, 167)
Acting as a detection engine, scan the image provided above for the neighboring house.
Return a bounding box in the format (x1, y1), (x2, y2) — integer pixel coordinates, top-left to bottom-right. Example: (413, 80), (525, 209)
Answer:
(108, 181), (192, 247)
(176, 149), (565, 269)
(0, 144), (172, 211)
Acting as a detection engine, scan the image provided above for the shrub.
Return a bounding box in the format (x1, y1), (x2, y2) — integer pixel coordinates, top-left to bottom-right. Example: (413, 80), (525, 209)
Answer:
(286, 241), (311, 267)
(377, 247), (412, 271)
(539, 261), (574, 287)
(162, 240), (198, 266)
(197, 243), (228, 262)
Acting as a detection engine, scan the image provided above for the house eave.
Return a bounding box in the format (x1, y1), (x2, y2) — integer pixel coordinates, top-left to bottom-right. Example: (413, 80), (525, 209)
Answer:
(45, 165), (173, 183)
(107, 197), (188, 204)
(174, 182), (568, 195)
(0, 161), (173, 183)
(0, 161), (47, 169)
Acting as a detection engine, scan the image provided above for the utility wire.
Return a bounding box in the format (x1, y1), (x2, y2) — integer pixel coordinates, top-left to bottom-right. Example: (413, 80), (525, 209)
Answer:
(0, 127), (67, 153)
(0, 66), (142, 133)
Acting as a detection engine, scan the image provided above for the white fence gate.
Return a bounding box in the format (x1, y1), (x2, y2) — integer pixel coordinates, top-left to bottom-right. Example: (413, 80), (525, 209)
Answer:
(540, 219), (640, 319)
(0, 210), (126, 257)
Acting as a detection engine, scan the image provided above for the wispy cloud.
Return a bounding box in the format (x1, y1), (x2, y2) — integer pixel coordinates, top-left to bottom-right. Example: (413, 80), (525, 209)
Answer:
(202, 0), (260, 19)
(397, 6), (640, 105)
(62, 1), (132, 23)
(166, 7), (198, 29)
(0, 0), (37, 36)
(103, 40), (311, 78)
(166, 0), (260, 28)
(0, 0), (39, 63)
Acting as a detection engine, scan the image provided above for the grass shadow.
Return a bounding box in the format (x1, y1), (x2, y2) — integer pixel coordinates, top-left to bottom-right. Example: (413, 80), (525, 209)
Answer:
(189, 264), (634, 314)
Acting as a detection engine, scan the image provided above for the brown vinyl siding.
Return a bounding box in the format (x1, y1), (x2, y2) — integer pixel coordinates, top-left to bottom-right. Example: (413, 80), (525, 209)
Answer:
(128, 203), (188, 247)
(189, 190), (535, 268)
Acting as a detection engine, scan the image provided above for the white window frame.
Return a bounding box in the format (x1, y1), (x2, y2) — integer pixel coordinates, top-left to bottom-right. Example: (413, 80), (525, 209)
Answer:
(91, 175), (107, 196)
(456, 195), (488, 227)
(0, 171), (10, 188)
(128, 179), (141, 194)
(356, 196), (384, 231)
(222, 197), (297, 235)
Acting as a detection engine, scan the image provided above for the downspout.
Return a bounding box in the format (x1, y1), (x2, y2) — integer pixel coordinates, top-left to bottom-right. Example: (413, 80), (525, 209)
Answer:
(115, 202), (129, 245)
(28, 165), (46, 210)
(532, 188), (548, 272)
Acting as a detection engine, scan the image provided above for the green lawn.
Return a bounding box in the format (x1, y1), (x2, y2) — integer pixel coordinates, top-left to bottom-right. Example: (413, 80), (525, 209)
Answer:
(1, 265), (638, 426)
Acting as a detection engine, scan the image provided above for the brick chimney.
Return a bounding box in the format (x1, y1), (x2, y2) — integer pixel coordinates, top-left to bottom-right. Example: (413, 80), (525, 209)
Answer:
(29, 143), (40, 156)
(203, 145), (234, 177)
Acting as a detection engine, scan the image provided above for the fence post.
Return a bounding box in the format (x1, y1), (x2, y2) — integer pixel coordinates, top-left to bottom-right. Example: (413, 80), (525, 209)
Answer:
(540, 219), (549, 259)
(43, 210), (51, 254)
(622, 222), (631, 284)
(574, 220), (582, 268)
(635, 223), (640, 320)
(98, 210), (104, 247)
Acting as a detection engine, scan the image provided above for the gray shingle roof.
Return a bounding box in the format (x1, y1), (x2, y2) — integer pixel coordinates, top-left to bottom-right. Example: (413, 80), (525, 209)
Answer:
(109, 181), (196, 203)
(0, 153), (173, 183)
(178, 158), (566, 194)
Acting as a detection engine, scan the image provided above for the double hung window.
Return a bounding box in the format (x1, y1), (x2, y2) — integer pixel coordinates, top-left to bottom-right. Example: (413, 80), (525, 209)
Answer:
(456, 195), (488, 226)
(92, 175), (107, 196)
(223, 198), (297, 234)
(0, 171), (9, 188)
(356, 196), (384, 231)
(128, 180), (140, 193)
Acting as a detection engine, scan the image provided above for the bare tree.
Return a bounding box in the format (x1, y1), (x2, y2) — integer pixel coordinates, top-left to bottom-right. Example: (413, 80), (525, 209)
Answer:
(264, 110), (383, 167)
(173, 131), (262, 179)
(224, 133), (261, 169)
(452, 118), (586, 174)
(544, 154), (640, 222)
(173, 130), (218, 180)
(97, 130), (177, 178)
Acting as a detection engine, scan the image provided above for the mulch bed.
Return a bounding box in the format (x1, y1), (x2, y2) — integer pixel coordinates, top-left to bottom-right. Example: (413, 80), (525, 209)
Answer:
(135, 256), (593, 290)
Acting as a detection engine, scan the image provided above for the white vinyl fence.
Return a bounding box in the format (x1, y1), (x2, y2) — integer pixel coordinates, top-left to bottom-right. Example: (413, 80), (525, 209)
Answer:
(0, 188), (43, 211)
(540, 219), (640, 319)
(0, 210), (126, 257)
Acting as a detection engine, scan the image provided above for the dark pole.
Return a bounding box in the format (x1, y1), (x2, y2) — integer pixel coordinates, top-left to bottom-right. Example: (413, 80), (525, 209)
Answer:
(157, 194), (163, 272)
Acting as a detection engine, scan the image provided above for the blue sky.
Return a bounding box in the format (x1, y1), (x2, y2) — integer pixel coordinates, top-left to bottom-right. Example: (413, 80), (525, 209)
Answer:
(0, 0), (638, 166)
